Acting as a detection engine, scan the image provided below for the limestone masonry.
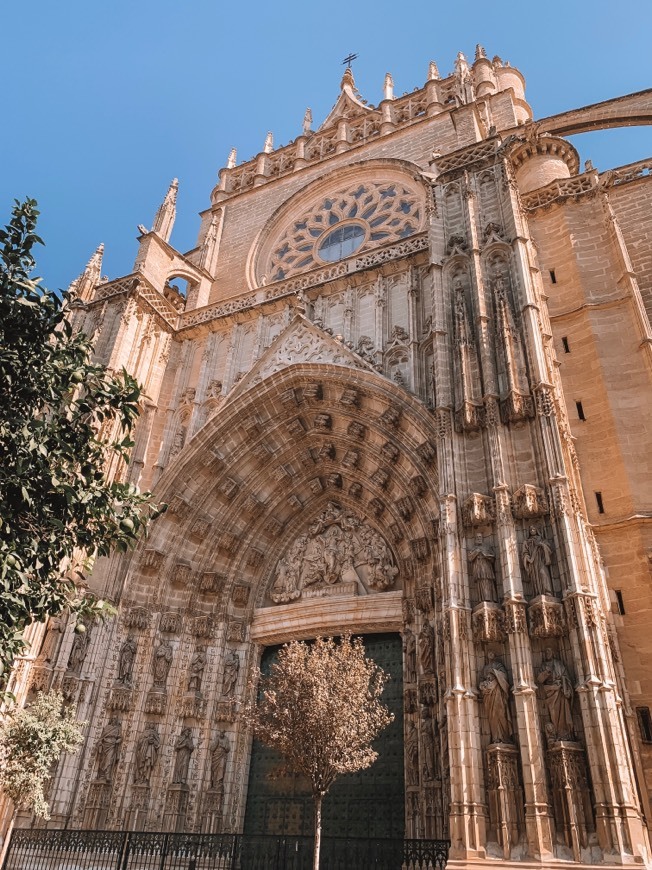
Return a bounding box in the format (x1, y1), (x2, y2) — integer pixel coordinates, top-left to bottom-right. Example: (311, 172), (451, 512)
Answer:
(5, 46), (652, 869)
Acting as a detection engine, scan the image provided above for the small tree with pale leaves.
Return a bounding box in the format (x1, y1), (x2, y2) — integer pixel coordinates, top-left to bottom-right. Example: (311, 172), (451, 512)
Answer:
(243, 636), (393, 870)
(0, 691), (84, 820)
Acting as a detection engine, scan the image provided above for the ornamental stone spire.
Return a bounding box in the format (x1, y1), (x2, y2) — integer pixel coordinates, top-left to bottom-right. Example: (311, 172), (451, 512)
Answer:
(152, 178), (178, 243)
(383, 73), (394, 101)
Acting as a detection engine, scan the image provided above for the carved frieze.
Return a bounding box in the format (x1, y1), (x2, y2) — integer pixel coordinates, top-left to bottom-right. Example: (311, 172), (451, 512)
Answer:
(371, 467), (390, 488)
(144, 690), (167, 715)
(160, 611), (182, 634)
(270, 501), (398, 604)
(247, 549), (265, 568)
(380, 406), (401, 429)
(190, 516), (212, 538)
(190, 615), (215, 638)
(409, 475), (427, 498)
(108, 686), (133, 711)
(417, 440), (436, 465)
(368, 498), (385, 517)
(512, 484), (548, 519)
(503, 600), (527, 635)
(171, 562), (193, 587)
(168, 496), (190, 520)
(347, 421), (367, 439)
(124, 606), (151, 630)
(199, 572), (223, 594)
(410, 538), (429, 561)
(286, 417), (306, 437)
(142, 549), (165, 570)
(220, 477), (240, 500)
(232, 584), (251, 607)
(227, 620), (247, 643)
(313, 412), (332, 430)
(339, 388), (360, 406)
(348, 482), (362, 499)
(219, 532), (240, 554)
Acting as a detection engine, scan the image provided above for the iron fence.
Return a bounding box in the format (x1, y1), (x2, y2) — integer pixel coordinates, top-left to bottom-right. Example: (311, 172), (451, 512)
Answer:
(2, 829), (448, 870)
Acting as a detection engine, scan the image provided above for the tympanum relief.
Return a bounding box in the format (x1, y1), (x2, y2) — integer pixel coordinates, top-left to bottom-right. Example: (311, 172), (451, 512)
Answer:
(270, 501), (399, 604)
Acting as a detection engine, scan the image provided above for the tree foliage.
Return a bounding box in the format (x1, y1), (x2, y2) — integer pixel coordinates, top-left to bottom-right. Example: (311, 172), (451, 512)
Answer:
(0, 691), (85, 818)
(0, 199), (161, 680)
(244, 636), (393, 869)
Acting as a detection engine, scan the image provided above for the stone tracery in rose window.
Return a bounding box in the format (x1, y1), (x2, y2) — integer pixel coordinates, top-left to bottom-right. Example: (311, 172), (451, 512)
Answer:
(265, 181), (423, 283)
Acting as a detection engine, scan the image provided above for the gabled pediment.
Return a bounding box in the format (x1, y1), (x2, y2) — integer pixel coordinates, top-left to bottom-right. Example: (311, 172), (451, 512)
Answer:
(318, 68), (374, 131)
(224, 315), (378, 403)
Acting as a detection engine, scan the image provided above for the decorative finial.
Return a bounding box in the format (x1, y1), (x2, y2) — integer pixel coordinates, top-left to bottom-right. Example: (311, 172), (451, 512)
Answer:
(428, 60), (440, 81)
(475, 44), (487, 61)
(263, 132), (274, 154)
(302, 108), (313, 136)
(227, 148), (237, 169)
(455, 51), (469, 70)
(71, 243), (104, 300)
(152, 178), (179, 243)
(340, 66), (355, 91)
(383, 73), (394, 101)
(584, 159), (594, 172)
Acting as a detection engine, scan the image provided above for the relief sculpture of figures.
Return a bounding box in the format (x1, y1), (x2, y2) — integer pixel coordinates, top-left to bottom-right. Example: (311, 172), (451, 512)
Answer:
(536, 647), (575, 740)
(469, 535), (498, 602)
(420, 711), (437, 781)
(134, 724), (161, 785)
(96, 717), (122, 782)
(521, 526), (554, 596)
(117, 635), (137, 686)
(222, 649), (239, 698)
(188, 646), (206, 693)
(270, 502), (398, 603)
(172, 727), (195, 785)
(418, 621), (435, 675)
(210, 730), (230, 790)
(478, 652), (513, 744)
(152, 640), (173, 689)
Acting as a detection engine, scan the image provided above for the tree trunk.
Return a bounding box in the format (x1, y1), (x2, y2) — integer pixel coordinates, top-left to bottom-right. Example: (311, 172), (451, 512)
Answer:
(313, 793), (323, 870)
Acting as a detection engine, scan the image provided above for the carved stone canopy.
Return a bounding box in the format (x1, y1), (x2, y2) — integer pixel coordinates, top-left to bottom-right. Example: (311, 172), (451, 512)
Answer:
(270, 501), (399, 604)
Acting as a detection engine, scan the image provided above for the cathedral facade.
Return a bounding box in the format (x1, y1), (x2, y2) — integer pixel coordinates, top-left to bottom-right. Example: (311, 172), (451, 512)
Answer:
(6, 47), (652, 869)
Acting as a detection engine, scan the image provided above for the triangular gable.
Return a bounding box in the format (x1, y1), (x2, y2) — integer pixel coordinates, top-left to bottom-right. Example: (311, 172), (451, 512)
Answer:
(224, 315), (378, 403)
(318, 68), (375, 132)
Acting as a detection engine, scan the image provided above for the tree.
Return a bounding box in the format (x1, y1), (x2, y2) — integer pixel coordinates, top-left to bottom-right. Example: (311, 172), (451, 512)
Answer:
(0, 690), (85, 863)
(0, 199), (161, 682)
(244, 636), (393, 870)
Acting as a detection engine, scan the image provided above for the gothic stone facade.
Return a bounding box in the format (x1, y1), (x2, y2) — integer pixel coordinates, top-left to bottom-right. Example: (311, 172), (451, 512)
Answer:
(7, 48), (652, 869)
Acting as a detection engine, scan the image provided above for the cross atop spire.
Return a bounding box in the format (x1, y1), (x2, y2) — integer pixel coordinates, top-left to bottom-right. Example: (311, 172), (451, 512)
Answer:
(342, 52), (358, 69)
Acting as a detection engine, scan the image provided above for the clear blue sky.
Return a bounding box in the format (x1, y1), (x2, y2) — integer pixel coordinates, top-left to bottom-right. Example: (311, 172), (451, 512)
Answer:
(1, 0), (650, 293)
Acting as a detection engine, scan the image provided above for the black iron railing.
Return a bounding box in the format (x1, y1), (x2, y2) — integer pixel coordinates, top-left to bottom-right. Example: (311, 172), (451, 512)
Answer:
(2, 828), (448, 870)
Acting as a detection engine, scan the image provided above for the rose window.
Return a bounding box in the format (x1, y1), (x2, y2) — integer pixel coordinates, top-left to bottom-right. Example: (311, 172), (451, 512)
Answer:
(266, 181), (422, 283)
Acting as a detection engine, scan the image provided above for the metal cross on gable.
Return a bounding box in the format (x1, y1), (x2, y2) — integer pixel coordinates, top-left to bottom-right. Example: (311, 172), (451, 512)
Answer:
(342, 52), (358, 68)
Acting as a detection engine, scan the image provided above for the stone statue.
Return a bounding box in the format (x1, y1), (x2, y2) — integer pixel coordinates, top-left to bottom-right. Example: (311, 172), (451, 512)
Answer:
(406, 719), (419, 786)
(537, 647), (574, 740)
(521, 526), (554, 596)
(210, 730), (230, 790)
(96, 717), (122, 782)
(41, 617), (63, 664)
(469, 535), (498, 602)
(419, 621), (435, 675)
(67, 625), (90, 673)
(404, 630), (417, 684)
(478, 652), (513, 743)
(188, 647), (206, 693)
(134, 724), (160, 785)
(222, 649), (239, 698)
(172, 727), (195, 784)
(117, 635), (137, 685)
(152, 640), (173, 688)
(420, 712), (437, 781)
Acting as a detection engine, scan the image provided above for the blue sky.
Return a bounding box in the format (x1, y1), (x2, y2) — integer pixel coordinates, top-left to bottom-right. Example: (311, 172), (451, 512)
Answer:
(1, 0), (650, 293)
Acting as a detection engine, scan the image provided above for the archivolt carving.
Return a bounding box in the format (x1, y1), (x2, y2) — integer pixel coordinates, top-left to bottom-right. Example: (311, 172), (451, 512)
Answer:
(270, 501), (399, 604)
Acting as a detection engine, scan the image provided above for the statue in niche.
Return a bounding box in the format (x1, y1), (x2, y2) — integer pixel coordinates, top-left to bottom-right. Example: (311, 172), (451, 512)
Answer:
(478, 652), (513, 744)
(420, 711), (437, 781)
(152, 640), (173, 689)
(521, 526), (554, 596)
(270, 502), (399, 603)
(419, 621), (435, 675)
(404, 630), (417, 684)
(40, 616), (63, 664)
(536, 647), (575, 740)
(67, 623), (91, 674)
(134, 724), (161, 785)
(188, 647), (207, 693)
(405, 719), (420, 786)
(210, 730), (230, 790)
(222, 649), (239, 698)
(96, 717), (122, 782)
(468, 535), (498, 603)
(117, 635), (137, 686)
(172, 727), (195, 785)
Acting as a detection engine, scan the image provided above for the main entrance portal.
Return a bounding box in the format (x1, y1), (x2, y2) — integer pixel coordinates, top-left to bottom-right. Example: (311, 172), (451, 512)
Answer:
(243, 633), (405, 840)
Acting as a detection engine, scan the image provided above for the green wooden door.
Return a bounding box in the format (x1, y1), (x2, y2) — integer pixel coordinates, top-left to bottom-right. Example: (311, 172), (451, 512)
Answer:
(243, 633), (405, 840)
